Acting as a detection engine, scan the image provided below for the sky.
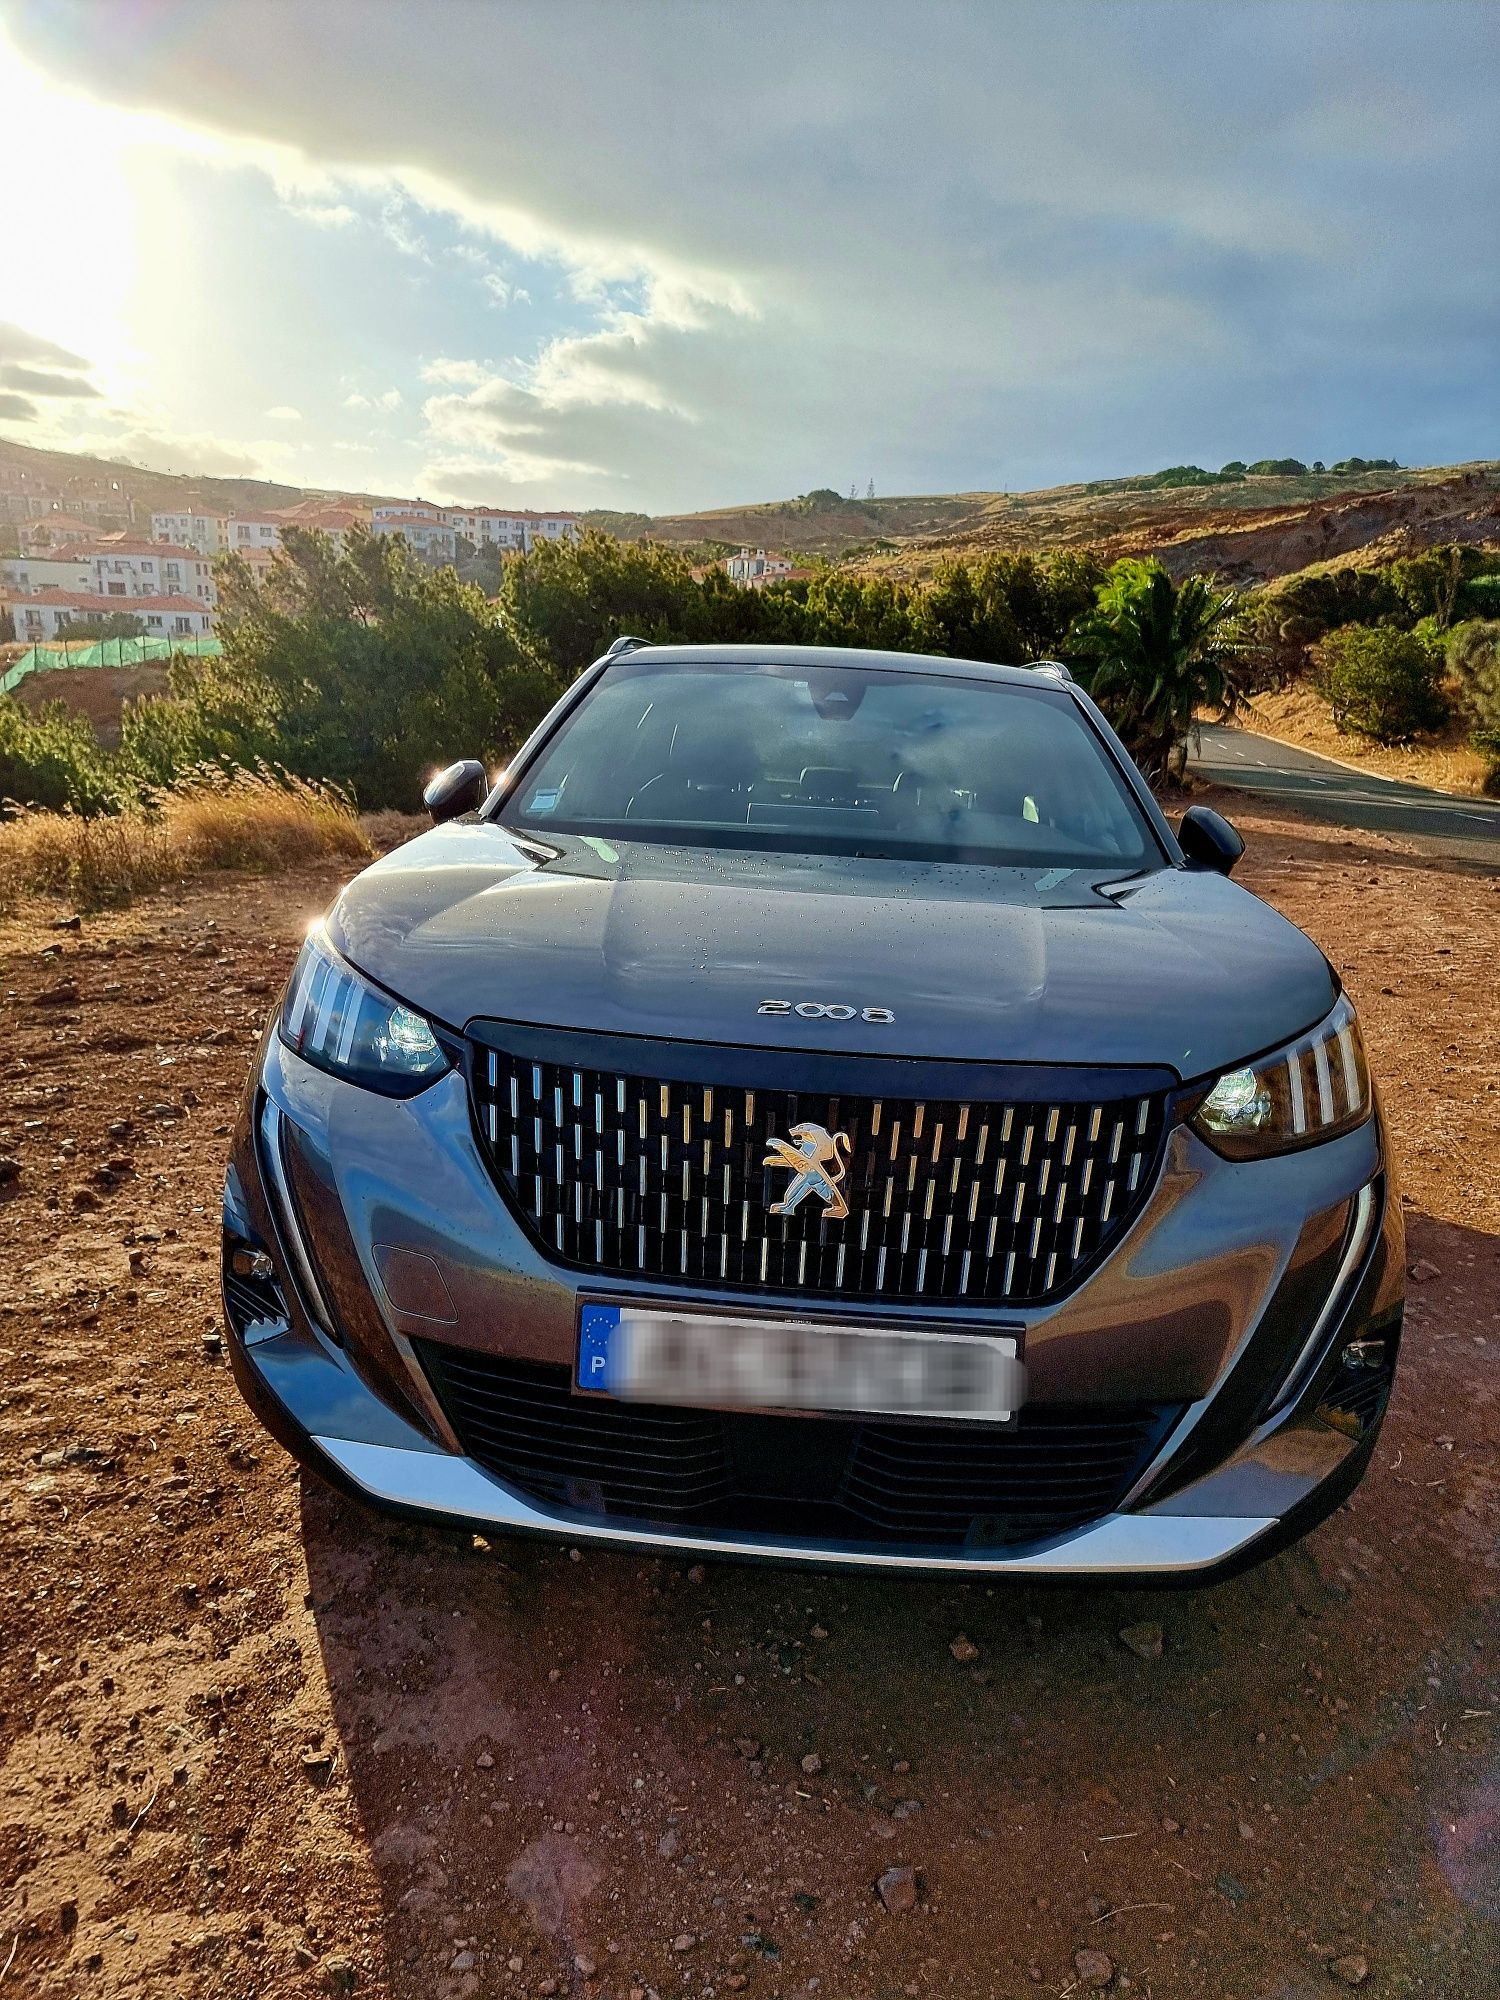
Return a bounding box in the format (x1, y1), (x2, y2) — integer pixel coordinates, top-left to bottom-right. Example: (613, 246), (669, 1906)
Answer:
(0, 0), (1495, 515)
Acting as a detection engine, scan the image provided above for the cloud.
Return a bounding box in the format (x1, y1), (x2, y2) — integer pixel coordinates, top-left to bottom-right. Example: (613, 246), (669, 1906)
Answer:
(282, 197), (356, 228)
(49, 421), (270, 478)
(419, 357), (490, 388)
(3, 1), (1496, 506)
(265, 404), (303, 421)
(1, 363), (100, 398)
(0, 391), (38, 422)
(0, 319), (91, 372)
(481, 272), (530, 309)
(343, 387), (404, 412)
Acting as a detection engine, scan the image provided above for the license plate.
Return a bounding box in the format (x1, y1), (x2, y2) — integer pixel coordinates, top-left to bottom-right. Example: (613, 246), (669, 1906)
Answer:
(577, 1303), (1025, 1423)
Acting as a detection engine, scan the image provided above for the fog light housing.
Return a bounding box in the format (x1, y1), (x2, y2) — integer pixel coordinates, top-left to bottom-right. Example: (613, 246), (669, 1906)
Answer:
(1340, 1338), (1386, 1371)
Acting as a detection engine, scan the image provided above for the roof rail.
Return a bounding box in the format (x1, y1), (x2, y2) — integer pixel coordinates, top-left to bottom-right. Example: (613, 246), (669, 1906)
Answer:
(605, 634), (649, 658)
(1030, 659), (1074, 684)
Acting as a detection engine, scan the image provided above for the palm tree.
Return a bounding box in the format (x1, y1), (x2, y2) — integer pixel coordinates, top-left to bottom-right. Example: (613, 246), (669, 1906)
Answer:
(1070, 559), (1243, 785)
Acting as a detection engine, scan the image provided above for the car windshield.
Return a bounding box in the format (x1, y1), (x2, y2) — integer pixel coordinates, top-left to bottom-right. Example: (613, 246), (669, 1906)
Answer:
(500, 658), (1159, 870)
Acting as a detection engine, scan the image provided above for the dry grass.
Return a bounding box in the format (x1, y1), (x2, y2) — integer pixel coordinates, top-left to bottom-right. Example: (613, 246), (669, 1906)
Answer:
(1240, 682), (1493, 796)
(0, 765), (372, 915)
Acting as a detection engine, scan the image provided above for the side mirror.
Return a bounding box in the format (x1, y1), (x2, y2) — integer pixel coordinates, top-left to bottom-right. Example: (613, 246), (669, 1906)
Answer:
(1178, 804), (1244, 876)
(423, 759), (488, 825)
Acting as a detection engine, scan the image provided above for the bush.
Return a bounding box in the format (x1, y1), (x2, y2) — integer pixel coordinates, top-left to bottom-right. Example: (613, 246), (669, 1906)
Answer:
(1311, 625), (1449, 742)
(0, 697), (126, 814)
(1447, 620), (1500, 792)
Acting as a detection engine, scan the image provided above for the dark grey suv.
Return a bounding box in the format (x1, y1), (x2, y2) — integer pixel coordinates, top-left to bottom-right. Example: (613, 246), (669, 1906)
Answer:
(223, 642), (1403, 1578)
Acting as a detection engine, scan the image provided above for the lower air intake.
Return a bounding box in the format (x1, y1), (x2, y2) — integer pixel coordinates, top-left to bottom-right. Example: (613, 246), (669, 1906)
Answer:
(418, 1342), (1181, 1550)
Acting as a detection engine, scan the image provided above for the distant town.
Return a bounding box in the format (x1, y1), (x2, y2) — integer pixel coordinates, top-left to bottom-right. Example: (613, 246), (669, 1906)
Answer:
(0, 464), (585, 644)
(0, 450), (825, 648)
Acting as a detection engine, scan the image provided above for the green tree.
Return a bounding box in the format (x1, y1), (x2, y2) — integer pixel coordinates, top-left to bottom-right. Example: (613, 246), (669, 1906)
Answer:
(1386, 543), (1474, 630)
(0, 697), (125, 813)
(158, 525), (557, 806)
(1311, 624), (1448, 743)
(54, 611), (147, 642)
(497, 531), (708, 670)
(1070, 559), (1243, 782)
(1447, 620), (1500, 793)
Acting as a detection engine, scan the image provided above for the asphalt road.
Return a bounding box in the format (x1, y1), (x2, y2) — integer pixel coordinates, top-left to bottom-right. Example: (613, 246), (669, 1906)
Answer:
(1191, 722), (1500, 869)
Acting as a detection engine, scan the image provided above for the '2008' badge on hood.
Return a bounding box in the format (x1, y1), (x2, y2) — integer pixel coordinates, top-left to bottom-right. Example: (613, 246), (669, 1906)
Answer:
(757, 998), (895, 1024)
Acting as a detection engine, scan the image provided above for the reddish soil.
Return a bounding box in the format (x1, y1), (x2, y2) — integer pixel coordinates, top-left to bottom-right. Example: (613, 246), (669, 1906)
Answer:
(1, 797), (1496, 2000)
(11, 668), (169, 749)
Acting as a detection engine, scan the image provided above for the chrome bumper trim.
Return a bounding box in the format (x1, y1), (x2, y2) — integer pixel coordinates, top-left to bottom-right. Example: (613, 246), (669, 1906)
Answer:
(314, 1434), (1276, 1575)
(1120, 1173), (1380, 1508)
(257, 1098), (465, 1454)
(257, 1097), (340, 1340)
(1264, 1179), (1378, 1417)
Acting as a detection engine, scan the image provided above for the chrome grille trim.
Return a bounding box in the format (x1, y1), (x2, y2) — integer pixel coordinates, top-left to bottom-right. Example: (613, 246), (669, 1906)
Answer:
(468, 1031), (1171, 1307)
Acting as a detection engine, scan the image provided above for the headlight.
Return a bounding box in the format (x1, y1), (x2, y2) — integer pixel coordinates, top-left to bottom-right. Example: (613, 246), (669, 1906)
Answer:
(1191, 994), (1371, 1159)
(278, 928), (451, 1097)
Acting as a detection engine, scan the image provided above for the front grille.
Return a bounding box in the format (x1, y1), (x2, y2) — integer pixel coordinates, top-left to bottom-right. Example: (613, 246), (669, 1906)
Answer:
(469, 1035), (1169, 1306)
(419, 1343), (1181, 1549)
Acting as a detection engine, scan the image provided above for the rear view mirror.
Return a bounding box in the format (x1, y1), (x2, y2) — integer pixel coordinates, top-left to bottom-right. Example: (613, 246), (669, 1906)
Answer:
(423, 759), (488, 824)
(1178, 804), (1245, 876)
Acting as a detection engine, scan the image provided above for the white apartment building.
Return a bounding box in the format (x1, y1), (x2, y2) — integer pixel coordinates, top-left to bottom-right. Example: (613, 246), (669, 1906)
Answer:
(725, 547), (794, 587)
(151, 509), (229, 556)
(370, 512), (458, 560)
(2, 540), (216, 607)
(226, 514), (284, 555)
(11, 592), (216, 643)
(372, 500), (442, 524)
(271, 503), (368, 553)
(373, 499), (581, 554)
(444, 506), (581, 551)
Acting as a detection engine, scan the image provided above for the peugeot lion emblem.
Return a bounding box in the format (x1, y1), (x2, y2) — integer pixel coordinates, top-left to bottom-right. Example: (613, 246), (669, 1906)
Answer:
(764, 1122), (853, 1220)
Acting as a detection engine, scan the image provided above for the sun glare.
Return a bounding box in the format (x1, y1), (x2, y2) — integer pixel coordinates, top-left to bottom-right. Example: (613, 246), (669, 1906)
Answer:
(0, 34), (144, 395)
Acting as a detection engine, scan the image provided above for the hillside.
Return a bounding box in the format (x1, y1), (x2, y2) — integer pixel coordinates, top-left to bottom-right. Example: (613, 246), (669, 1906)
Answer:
(4, 431), (1498, 586)
(591, 460), (1500, 584)
(0, 434), (403, 541)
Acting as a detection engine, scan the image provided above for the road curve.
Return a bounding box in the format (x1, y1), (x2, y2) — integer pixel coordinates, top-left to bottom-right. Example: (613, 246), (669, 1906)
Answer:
(1189, 722), (1500, 870)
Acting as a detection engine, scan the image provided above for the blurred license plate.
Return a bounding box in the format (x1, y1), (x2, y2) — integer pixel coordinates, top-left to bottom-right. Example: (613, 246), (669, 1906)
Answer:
(577, 1304), (1024, 1422)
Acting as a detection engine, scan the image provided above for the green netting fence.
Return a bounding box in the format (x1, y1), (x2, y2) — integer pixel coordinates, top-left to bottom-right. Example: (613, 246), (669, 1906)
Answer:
(1, 632), (223, 697)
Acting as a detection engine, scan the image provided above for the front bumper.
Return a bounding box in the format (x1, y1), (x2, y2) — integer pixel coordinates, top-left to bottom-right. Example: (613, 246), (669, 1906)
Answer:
(222, 1026), (1404, 1581)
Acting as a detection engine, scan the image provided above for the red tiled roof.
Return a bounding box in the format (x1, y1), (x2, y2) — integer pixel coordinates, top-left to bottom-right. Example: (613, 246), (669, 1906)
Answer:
(47, 541), (205, 564)
(271, 504), (369, 529)
(18, 589), (213, 613)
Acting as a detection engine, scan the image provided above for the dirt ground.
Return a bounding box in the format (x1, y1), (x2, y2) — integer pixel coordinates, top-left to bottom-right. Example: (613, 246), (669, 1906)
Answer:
(1, 792), (1496, 2000)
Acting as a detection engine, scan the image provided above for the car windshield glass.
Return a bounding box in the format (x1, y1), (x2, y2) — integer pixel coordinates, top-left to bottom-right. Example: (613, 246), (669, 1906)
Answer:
(500, 658), (1159, 870)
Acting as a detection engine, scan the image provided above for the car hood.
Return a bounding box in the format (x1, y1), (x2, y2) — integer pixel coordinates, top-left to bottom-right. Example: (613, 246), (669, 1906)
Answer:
(326, 822), (1336, 1082)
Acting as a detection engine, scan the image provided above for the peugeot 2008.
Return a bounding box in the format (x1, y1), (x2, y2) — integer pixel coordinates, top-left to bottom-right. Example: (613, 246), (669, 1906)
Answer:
(222, 642), (1403, 1578)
